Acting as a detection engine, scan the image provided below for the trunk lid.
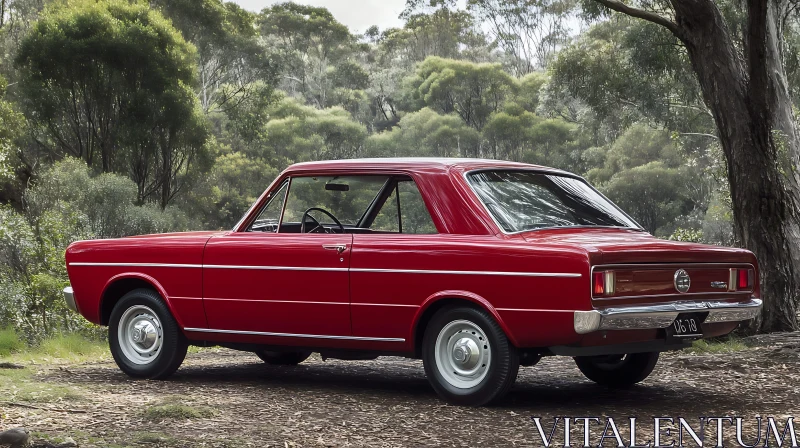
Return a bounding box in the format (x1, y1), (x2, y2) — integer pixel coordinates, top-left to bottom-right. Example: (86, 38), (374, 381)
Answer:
(521, 228), (753, 264)
(522, 228), (757, 305)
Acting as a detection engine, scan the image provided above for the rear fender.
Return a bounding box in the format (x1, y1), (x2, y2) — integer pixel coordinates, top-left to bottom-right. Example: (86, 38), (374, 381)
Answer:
(411, 290), (520, 347)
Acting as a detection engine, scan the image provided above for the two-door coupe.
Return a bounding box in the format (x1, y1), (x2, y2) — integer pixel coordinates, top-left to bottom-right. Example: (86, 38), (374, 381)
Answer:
(63, 158), (762, 405)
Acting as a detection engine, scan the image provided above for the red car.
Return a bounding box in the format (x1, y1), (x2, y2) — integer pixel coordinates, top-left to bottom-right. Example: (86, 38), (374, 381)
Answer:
(64, 158), (761, 405)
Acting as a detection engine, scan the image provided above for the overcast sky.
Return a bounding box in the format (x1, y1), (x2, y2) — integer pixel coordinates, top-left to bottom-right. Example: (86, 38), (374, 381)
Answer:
(229, 0), (407, 34)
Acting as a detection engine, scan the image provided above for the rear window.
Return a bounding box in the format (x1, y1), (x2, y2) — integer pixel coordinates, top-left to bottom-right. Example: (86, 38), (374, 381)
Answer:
(467, 170), (640, 233)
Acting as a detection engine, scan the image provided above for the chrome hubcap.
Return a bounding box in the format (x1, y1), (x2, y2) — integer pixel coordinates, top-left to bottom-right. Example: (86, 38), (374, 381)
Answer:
(434, 320), (491, 389)
(117, 305), (163, 365)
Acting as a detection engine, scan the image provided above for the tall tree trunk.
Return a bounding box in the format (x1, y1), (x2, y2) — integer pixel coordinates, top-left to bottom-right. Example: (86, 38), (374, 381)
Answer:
(672, 0), (800, 332)
(591, 0), (800, 331)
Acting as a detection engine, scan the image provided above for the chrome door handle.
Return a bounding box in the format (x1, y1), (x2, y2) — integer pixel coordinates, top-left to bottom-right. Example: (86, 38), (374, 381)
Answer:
(322, 244), (348, 254)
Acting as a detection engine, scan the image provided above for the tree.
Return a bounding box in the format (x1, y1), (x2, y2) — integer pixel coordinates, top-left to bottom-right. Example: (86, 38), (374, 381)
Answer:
(253, 96), (368, 166)
(151, 0), (278, 114)
(468, 0), (573, 74)
(15, 0), (211, 208)
(549, 18), (714, 145)
(398, 0), (491, 62)
(582, 0), (800, 332)
(405, 57), (518, 131)
(258, 3), (363, 109)
(367, 107), (481, 157)
(483, 104), (542, 160)
(0, 75), (24, 186)
(604, 161), (691, 234)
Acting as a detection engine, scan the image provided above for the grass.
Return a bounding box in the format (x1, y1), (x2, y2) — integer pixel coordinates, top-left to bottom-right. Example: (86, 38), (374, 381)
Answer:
(0, 327), (25, 356)
(133, 432), (178, 446)
(686, 336), (749, 354)
(143, 397), (216, 421)
(35, 333), (107, 359)
(0, 367), (85, 403)
(0, 329), (108, 364)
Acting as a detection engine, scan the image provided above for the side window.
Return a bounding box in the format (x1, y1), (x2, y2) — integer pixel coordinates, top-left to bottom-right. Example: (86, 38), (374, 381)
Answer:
(371, 179), (437, 234)
(249, 182), (288, 232)
(372, 187), (400, 232)
(282, 176), (389, 225)
(398, 181), (437, 234)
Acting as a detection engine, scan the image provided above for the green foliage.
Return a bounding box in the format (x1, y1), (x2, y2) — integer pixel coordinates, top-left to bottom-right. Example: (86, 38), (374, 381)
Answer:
(0, 327), (24, 356)
(152, 0), (277, 114)
(0, 327), (106, 362)
(549, 18), (710, 140)
(686, 337), (748, 355)
(181, 150), (278, 229)
(15, 0), (211, 208)
(0, 158), (187, 341)
(36, 333), (107, 358)
(367, 107), (481, 157)
(669, 228), (703, 243)
(258, 2), (362, 109)
(405, 57), (518, 130)
(261, 95), (368, 164)
(603, 161), (691, 235)
(0, 75), (25, 182)
(144, 397), (216, 420)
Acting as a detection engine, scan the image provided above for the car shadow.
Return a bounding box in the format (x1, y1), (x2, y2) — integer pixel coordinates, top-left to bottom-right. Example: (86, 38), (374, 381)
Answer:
(155, 355), (749, 413)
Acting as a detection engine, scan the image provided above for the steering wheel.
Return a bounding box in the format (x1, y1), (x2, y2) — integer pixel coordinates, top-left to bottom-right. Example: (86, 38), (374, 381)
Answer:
(300, 207), (346, 234)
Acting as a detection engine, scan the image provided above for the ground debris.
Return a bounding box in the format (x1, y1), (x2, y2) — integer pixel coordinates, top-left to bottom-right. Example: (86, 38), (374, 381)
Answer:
(2, 335), (799, 447)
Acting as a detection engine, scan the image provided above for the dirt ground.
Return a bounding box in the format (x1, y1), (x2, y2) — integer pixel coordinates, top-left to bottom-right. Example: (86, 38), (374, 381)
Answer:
(2, 333), (800, 447)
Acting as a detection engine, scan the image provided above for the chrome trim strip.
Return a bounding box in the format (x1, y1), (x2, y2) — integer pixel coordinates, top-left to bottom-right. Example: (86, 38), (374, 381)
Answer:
(591, 263), (756, 300)
(69, 262), (580, 277)
(595, 291), (754, 301)
(183, 327), (405, 342)
(204, 298), (349, 305)
(496, 308), (574, 312)
(573, 298), (762, 334)
(69, 262), (348, 272)
(204, 265), (349, 272)
(70, 262), (201, 268)
(596, 263), (757, 269)
(351, 268), (581, 278)
(351, 303), (420, 308)
(63, 286), (77, 313)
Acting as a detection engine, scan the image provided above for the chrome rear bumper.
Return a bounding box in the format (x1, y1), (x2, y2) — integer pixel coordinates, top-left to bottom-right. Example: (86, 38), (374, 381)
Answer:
(63, 286), (78, 313)
(573, 298), (762, 334)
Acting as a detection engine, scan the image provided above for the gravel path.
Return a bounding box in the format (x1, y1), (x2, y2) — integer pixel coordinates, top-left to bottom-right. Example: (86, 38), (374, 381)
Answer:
(2, 333), (799, 447)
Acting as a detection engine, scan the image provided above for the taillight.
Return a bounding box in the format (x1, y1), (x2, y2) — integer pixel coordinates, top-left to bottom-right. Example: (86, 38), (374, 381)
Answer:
(593, 270), (615, 296)
(729, 268), (755, 291)
(593, 272), (605, 295)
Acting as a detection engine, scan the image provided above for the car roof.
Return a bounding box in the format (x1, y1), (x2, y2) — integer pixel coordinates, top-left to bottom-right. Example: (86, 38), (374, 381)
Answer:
(286, 157), (575, 176)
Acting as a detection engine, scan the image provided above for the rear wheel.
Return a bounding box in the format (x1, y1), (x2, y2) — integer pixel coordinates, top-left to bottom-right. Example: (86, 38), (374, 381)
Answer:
(422, 306), (519, 406)
(255, 350), (312, 365)
(108, 288), (188, 379)
(574, 352), (659, 387)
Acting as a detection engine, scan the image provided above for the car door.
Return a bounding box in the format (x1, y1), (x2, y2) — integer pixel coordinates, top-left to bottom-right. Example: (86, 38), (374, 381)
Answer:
(202, 178), (353, 338)
(350, 178), (442, 340)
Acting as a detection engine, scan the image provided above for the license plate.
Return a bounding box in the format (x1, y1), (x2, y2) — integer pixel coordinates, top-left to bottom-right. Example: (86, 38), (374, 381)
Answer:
(666, 313), (704, 339)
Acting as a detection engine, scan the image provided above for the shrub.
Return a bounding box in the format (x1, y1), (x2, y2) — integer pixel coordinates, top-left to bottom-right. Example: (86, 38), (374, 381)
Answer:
(0, 158), (193, 341)
(0, 327), (24, 356)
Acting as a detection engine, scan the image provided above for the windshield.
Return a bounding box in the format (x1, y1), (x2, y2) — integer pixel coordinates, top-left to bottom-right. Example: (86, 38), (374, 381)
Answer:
(467, 170), (640, 233)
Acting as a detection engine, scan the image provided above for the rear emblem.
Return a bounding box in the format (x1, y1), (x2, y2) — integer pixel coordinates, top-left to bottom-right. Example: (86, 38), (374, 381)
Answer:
(674, 269), (691, 293)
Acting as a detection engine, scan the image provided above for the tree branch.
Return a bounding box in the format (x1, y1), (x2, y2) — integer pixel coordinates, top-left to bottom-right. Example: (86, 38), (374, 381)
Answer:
(591, 0), (682, 37)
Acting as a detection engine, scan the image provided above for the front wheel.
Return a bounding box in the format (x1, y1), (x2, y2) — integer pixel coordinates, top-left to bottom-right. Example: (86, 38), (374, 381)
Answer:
(108, 288), (188, 379)
(574, 352), (659, 387)
(422, 306), (519, 406)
